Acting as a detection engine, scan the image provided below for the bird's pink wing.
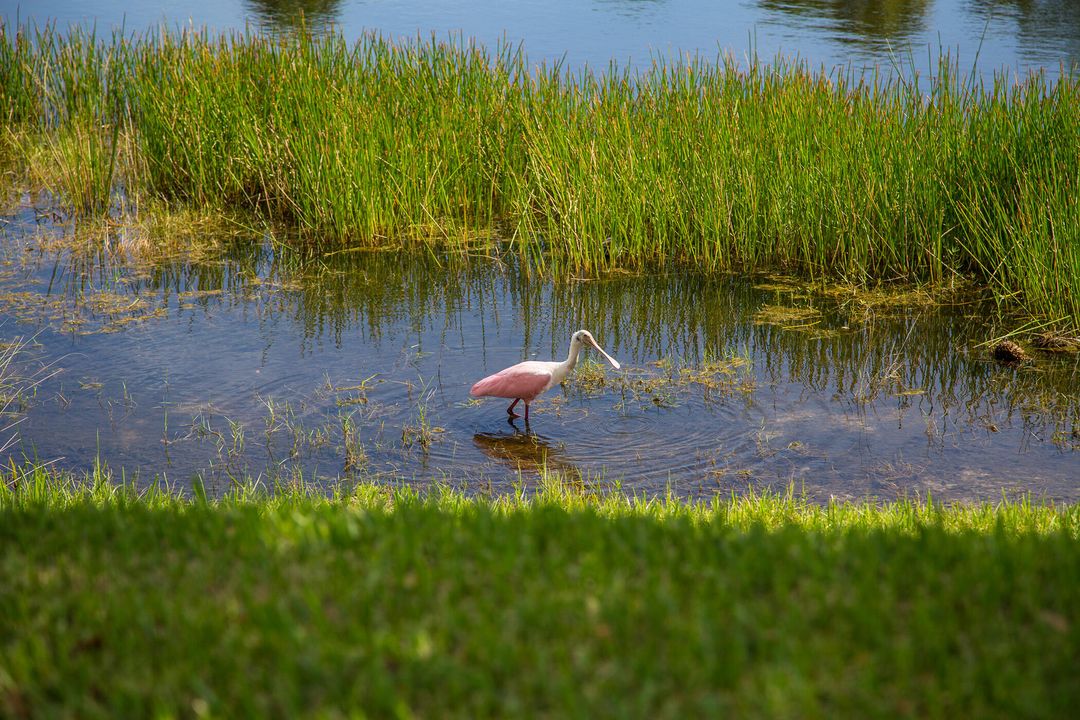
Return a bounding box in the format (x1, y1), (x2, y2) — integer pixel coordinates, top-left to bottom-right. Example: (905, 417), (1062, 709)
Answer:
(470, 365), (552, 401)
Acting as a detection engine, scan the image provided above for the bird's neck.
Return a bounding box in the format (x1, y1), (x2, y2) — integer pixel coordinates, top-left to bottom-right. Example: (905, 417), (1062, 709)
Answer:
(564, 339), (583, 370)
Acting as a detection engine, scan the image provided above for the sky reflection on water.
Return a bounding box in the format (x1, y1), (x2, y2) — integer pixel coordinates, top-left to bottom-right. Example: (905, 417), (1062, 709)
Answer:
(0, 209), (1076, 502)
(6, 0), (1079, 80)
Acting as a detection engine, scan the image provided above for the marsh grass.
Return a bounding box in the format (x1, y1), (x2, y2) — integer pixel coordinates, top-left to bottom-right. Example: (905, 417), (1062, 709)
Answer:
(572, 352), (754, 413)
(2, 24), (1079, 324)
(2, 26), (132, 213)
(0, 463), (1078, 717)
(32, 120), (124, 213)
(400, 378), (445, 452)
(0, 332), (61, 452)
(0, 208), (282, 334)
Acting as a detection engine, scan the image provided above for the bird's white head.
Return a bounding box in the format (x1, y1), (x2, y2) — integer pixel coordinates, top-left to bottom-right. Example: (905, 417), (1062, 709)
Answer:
(572, 330), (621, 370)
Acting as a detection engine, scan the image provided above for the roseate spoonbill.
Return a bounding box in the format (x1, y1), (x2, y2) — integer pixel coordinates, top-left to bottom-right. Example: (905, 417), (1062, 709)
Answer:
(470, 330), (620, 422)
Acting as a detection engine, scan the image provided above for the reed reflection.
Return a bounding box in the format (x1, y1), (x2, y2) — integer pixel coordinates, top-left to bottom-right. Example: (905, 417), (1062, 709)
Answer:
(242, 0), (342, 33)
(972, 0), (1080, 63)
(758, 0), (930, 45)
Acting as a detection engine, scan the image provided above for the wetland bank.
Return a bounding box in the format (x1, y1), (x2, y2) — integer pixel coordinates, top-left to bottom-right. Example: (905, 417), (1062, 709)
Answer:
(2, 11), (1080, 719)
(0, 25), (1078, 501)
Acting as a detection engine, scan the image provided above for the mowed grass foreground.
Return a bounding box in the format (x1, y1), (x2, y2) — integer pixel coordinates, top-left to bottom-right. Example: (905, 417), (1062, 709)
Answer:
(1, 468), (1078, 718)
(1, 25), (1078, 325)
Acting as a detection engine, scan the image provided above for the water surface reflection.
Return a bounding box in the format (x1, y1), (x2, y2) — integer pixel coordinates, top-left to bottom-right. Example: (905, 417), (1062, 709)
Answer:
(11, 0), (1080, 81)
(0, 209), (1076, 501)
(472, 428), (579, 477)
(972, 0), (1080, 61)
(759, 0), (931, 46)
(243, 0), (343, 33)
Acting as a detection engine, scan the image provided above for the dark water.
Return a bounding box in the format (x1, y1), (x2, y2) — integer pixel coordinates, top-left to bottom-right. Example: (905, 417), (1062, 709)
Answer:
(1, 204), (1076, 501)
(6, 0), (1080, 80)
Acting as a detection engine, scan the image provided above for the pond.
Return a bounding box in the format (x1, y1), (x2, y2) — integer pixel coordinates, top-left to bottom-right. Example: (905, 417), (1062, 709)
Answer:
(3, 2), (1079, 501)
(8, 0), (1080, 81)
(1, 203), (1076, 501)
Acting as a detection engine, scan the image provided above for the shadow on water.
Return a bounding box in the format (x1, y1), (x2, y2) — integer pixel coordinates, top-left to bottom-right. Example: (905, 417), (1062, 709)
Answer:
(0, 205), (1077, 502)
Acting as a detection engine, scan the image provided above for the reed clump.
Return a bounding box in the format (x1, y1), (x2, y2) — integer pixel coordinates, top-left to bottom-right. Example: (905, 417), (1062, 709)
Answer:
(2, 24), (1077, 324)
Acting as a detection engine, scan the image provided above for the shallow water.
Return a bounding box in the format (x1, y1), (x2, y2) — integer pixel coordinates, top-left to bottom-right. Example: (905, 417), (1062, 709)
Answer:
(8, 0), (1080, 81)
(1, 202), (1076, 501)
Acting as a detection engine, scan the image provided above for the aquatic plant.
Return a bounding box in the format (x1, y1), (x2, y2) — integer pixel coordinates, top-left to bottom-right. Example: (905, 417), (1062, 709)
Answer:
(2, 24), (1078, 325)
(0, 332), (62, 452)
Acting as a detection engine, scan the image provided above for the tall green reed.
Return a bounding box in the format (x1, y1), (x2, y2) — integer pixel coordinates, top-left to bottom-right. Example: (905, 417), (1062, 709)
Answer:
(130, 30), (523, 240)
(2, 24), (1077, 323)
(1, 24), (129, 213)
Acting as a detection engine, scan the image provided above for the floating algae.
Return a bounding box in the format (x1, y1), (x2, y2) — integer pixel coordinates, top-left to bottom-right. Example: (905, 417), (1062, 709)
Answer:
(753, 304), (822, 328)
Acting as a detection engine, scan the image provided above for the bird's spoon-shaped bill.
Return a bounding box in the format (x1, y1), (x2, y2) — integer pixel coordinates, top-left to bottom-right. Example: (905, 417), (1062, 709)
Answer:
(587, 337), (620, 369)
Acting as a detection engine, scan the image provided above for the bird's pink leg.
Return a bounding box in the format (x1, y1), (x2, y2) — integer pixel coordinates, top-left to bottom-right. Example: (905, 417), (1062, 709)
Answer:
(506, 398), (521, 417)
(524, 403), (530, 422)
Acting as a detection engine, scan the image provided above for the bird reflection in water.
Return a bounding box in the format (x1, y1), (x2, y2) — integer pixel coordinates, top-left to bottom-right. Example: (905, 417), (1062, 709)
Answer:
(471, 424), (581, 478)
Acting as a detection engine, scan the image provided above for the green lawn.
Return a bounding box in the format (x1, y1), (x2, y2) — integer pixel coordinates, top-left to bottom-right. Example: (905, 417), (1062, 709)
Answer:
(1, 469), (1078, 718)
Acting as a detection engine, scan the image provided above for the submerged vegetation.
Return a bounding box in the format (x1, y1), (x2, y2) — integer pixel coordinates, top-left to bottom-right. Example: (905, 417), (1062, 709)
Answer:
(1, 23), (1078, 326)
(1, 465), (1078, 717)
(0, 212), (1077, 495)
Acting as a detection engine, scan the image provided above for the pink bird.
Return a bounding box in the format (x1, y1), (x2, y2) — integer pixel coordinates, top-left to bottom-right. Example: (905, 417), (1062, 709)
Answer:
(470, 330), (621, 422)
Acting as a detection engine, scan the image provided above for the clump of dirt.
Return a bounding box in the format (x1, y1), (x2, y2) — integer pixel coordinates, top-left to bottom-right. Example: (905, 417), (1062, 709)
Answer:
(992, 340), (1029, 365)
